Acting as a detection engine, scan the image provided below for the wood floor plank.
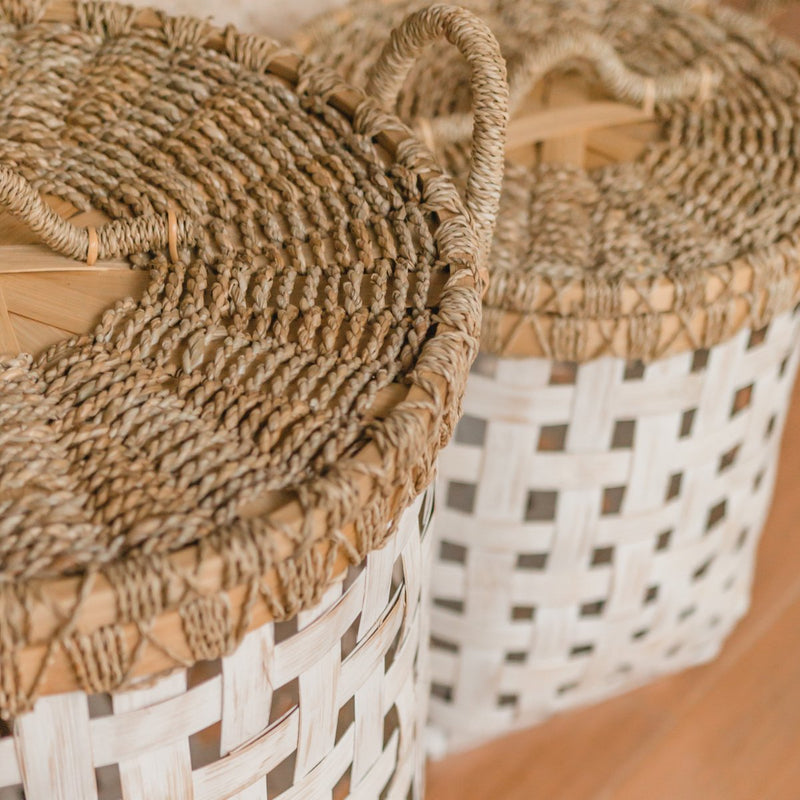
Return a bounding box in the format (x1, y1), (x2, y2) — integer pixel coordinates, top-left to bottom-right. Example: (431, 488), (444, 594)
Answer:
(608, 578), (800, 800)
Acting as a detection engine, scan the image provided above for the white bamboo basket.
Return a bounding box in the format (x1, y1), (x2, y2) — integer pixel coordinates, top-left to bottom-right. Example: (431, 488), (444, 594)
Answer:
(0, 494), (433, 800)
(428, 311), (800, 752)
(299, 0), (800, 752)
(0, 0), (508, 790)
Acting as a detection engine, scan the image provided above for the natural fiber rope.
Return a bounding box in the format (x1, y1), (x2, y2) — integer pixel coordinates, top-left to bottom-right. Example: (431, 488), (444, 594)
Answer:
(403, 28), (721, 145)
(298, 0), (800, 360)
(0, 167), (194, 263)
(367, 4), (508, 262)
(0, 0), (505, 711)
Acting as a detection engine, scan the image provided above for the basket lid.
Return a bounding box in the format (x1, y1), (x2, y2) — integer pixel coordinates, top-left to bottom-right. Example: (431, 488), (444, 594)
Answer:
(0, 0), (507, 710)
(299, 0), (800, 361)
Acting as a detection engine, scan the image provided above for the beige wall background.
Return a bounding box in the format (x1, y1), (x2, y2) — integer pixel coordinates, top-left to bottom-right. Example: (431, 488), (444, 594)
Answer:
(128, 0), (346, 40)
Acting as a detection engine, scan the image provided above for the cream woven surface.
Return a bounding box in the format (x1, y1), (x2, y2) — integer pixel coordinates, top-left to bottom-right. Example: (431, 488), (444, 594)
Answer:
(0, 493), (431, 800)
(428, 309), (800, 753)
(299, 0), (800, 359)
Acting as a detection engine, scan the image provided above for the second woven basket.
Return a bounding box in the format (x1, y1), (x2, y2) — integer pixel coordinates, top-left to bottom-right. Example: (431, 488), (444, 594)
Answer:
(299, 0), (800, 752)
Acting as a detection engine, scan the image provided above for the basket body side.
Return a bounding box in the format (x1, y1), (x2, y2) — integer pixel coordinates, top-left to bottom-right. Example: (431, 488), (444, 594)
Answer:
(429, 309), (800, 753)
(0, 493), (433, 799)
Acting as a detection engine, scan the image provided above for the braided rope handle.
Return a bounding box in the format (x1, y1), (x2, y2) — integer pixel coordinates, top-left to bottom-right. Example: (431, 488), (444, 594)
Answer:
(410, 27), (718, 145)
(0, 166), (191, 264)
(367, 5), (509, 261)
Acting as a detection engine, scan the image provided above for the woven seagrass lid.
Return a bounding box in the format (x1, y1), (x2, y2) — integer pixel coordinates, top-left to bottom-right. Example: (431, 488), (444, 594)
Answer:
(299, 0), (800, 361)
(0, 0), (507, 711)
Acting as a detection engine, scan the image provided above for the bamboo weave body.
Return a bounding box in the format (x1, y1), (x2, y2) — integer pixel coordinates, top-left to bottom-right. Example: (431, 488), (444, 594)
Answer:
(431, 311), (800, 752)
(0, 494), (431, 800)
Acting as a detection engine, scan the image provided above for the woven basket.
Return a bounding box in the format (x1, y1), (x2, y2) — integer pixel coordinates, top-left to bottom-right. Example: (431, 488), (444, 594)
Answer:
(298, 0), (800, 752)
(0, 0), (508, 793)
(0, 494), (433, 799)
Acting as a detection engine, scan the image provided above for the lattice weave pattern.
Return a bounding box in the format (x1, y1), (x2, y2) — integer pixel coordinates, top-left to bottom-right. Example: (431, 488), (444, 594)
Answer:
(429, 310), (800, 753)
(0, 494), (432, 800)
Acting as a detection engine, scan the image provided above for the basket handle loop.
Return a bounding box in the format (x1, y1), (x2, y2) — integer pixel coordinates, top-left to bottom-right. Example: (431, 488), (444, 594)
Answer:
(367, 5), (509, 263)
(423, 28), (718, 145)
(510, 29), (717, 116)
(0, 165), (191, 264)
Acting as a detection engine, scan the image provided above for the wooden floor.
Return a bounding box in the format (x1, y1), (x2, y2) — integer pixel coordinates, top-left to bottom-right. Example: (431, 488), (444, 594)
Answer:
(428, 10), (800, 799)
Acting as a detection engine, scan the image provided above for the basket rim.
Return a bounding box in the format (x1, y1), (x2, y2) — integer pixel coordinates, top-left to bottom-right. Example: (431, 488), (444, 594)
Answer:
(0, 0), (484, 706)
(297, 0), (800, 362)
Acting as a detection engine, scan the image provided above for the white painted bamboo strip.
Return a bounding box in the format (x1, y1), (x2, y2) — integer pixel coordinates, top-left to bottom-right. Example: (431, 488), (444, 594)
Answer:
(348, 729), (399, 800)
(566, 357), (626, 452)
(430, 608), (543, 653)
(219, 625), (275, 800)
(623, 413), (682, 513)
(294, 604), (342, 777)
(547, 489), (602, 572)
(475, 420), (538, 520)
(191, 712), (299, 800)
(15, 692), (98, 800)
(282, 723), (354, 799)
(113, 672), (194, 800)
(0, 738), (20, 787)
(272, 579), (364, 686)
(399, 509), (424, 625)
(0, 494), (430, 798)
(388, 665), (420, 794)
(460, 373), (574, 424)
(352, 669), (384, 784)
(91, 676), (221, 767)
(381, 613), (421, 715)
(336, 591), (405, 706)
(359, 535), (397, 636)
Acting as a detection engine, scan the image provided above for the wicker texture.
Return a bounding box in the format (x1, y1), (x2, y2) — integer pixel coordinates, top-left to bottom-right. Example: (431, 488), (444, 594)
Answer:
(0, 493), (431, 800)
(428, 309), (800, 753)
(0, 0), (507, 713)
(298, 0), (800, 360)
